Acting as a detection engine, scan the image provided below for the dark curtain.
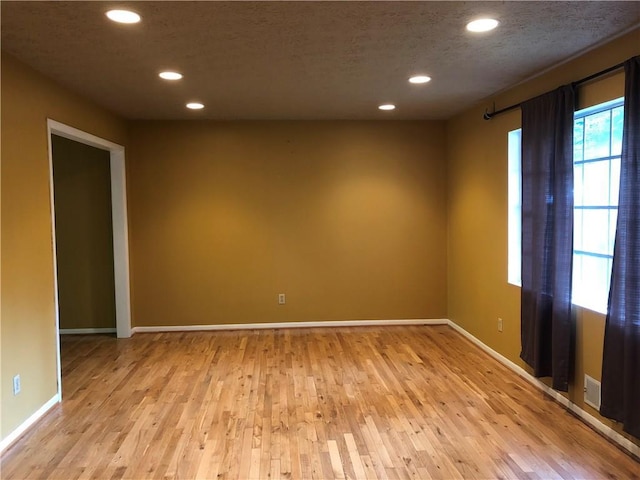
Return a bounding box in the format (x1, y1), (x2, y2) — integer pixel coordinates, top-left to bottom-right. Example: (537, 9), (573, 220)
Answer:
(601, 56), (640, 439)
(520, 85), (575, 392)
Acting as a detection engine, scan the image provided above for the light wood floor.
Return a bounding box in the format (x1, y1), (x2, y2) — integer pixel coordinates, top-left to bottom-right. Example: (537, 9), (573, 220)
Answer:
(1, 326), (638, 479)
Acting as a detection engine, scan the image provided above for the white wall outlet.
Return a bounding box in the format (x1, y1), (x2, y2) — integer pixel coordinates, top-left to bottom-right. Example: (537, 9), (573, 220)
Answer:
(498, 318), (504, 332)
(278, 293), (286, 305)
(13, 374), (21, 395)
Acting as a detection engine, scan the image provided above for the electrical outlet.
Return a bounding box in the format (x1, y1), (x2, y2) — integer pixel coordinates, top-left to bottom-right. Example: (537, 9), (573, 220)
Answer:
(278, 293), (286, 305)
(498, 318), (503, 332)
(13, 374), (21, 395)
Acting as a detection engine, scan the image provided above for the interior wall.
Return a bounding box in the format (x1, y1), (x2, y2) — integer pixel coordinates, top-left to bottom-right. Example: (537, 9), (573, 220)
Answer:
(127, 120), (447, 327)
(0, 52), (128, 441)
(446, 28), (640, 446)
(52, 135), (117, 331)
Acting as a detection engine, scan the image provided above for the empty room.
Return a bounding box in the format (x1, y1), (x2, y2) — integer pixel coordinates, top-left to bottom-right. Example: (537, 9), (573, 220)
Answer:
(1, 1), (639, 479)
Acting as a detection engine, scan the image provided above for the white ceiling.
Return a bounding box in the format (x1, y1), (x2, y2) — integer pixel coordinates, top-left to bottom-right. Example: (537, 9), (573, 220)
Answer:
(2, 1), (639, 120)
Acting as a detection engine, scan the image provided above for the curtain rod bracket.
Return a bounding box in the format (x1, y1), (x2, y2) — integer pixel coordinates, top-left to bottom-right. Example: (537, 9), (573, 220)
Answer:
(483, 102), (496, 121)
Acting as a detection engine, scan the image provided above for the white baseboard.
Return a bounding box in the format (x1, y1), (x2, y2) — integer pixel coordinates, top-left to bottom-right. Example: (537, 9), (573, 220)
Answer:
(132, 318), (448, 333)
(447, 320), (640, 459)
(0, 394), (59, 453)
(59, 328), (117, 335)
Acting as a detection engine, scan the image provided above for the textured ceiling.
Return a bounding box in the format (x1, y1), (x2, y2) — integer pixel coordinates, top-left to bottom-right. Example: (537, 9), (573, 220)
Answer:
(2, 1), (639, 120)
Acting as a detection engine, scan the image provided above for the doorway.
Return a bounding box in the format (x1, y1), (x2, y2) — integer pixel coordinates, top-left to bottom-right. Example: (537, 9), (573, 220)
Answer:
(52, 135), (117, 333)
(47, 119), (131, 399)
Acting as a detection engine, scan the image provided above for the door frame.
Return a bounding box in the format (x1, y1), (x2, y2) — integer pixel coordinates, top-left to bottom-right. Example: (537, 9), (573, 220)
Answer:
(47, 119), (132, 396)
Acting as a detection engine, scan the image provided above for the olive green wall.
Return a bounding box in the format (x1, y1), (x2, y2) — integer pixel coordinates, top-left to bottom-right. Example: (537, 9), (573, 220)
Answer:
(52, 135), (116, 331)
(446, 28), (640, 446)
(127, 120), (448, 327)
(1, 52), (128, 441)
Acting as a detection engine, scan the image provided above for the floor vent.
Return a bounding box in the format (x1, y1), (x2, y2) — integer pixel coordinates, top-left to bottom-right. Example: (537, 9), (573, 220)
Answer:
(584, 375), (601, 410)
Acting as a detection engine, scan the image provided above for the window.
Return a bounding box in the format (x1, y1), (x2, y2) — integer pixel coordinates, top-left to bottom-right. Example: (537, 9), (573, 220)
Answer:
(572, 98), (623, 312)
(508, 129), (522, 286)
(507, 97), (624, 313)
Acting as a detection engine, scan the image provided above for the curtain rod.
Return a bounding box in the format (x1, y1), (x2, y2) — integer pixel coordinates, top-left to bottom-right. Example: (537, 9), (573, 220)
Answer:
(482, 61), (625, 120)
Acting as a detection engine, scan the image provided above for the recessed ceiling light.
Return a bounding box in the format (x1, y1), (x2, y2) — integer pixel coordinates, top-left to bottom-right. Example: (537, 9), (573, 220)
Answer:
(409, 75), (432, 84)
(378, 104), (396, 111)
(159, 71), (183, 80)
(106, 9), (141, 24)
(186, 102), (205, 110)
(466, 18), (499, 32)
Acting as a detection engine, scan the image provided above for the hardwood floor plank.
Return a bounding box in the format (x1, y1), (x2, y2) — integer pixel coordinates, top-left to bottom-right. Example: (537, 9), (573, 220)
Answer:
(327, 440), (345, 479)
(2, 326), (638, 479)
(344, 433), (366, 480)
